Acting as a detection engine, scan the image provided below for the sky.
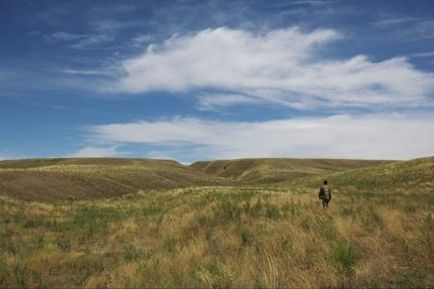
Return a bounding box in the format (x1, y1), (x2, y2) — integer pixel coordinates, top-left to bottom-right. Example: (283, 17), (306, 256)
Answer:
(1, 0), (434, 163)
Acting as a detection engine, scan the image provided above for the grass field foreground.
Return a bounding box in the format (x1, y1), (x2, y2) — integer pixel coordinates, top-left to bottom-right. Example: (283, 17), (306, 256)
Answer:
(1, 188), (433, 287)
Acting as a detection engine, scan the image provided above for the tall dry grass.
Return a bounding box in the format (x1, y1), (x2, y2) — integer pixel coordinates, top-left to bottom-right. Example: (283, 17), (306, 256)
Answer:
(0, 182), (432, 288)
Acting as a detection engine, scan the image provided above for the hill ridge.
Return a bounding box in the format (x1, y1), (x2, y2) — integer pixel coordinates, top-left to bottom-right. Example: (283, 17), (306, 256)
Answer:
(1, 156), (429, 201)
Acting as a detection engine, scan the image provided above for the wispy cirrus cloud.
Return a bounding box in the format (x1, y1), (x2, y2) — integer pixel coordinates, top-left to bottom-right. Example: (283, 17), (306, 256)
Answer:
(291, 0), (334, 6)
(61, 69), (114, 76)
(373, 16), (418, 28)
(410, 51), (434, 59)
(373, 15), (434, 42)
(86, 114), (434, 161)
(113, 27), (434, 110)
(46, 31), (114, 49)
(197, 93), (262, 110)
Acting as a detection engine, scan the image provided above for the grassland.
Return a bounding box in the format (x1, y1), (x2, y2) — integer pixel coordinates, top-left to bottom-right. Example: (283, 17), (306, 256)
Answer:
(0, 157), (386, 201)
(0, 157), (433, 288)
(0, 158), (229, 201)
(190, 158), (392, 184)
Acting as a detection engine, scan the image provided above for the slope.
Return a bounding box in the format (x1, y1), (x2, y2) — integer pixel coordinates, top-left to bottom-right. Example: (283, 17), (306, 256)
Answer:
(190, 158), (393, 184)
(0, 158), (230, 200)
(281, 156), (434, 197)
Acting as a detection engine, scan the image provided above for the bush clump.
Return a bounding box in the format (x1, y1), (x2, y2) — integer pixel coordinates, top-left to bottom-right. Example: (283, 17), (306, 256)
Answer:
(334, 240), (359, 276)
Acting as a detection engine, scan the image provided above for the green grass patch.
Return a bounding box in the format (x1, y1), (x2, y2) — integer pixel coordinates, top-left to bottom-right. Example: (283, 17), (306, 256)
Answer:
(333, 240), (359, 276)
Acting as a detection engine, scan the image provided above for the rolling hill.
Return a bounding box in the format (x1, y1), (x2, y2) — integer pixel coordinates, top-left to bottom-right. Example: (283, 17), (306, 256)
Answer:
(0, 158), (229, 200)
(0, 157), (393, 201)
(190, 158), (393, 184)
(282, 156), (434, 196)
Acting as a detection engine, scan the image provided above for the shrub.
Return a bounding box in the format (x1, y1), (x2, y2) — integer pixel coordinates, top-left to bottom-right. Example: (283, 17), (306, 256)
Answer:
(423, 213), (433, 231)
(31, 235), (45, 250)
(57, 238), (71, 252)
(142, 205), (161, 217)
(249, 199), (263, 217)
(122, 244), (152, 261)
(163, 236), (175, 253)
(2, 238), (22, 255)
(280, 235), (292, 252)
(240, 228), (254, 247)
(334, 241), (359, 276)
(423, 213), (433, 253)
(62, 205), (128, 239)
(23, 217), (45, 228)
(0, 259), (11, 287)
(303, 242), (317, 269)
(362, 209), (384, 232)
(198, 215), (209, 226)
(300, 218), (311, 232)
(13, 261), (28, 288)
(198, 260), (233, 289)
(341, 206), (353, 216)
(404, 203), (416, 213)
(323, 224), (337, 241)
(371, 211), (384, 228)
(265, 202), (280, 220)
(242, 201), (250, 215)
(216, 200), (241, 222)
(281, 201), (296, 217)
(393, 268), (428, 288)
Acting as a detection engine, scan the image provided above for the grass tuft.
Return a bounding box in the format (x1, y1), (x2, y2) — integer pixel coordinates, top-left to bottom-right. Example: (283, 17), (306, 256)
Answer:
(333, 241), (359, 276)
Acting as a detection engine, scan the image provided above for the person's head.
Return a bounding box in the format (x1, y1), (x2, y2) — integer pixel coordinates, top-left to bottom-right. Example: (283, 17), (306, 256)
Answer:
(323, 180), (328, 185)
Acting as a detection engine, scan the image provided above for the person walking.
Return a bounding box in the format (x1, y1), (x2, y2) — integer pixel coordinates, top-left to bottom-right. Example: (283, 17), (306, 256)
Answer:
(318, 180), (331, 209)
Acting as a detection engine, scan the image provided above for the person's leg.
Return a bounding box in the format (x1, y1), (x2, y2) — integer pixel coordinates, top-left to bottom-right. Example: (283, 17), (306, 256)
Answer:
(322, 199), (326, 209)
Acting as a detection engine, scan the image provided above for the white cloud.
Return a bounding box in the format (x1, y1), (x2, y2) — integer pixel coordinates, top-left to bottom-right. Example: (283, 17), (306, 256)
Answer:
(50, 32), (86, 41)
(91, 19), (142, 33)
(411, 51), (434, 58)
(373, 16), (417, 27)
(70, 34), (113, 49)
(113, 27), (434, 109)
(0, 151), (18, 161)
(291, 0), (333, 6)
(69, 146), (122, 157)
(62, 69), (113, 76)
(197, 93), (262, 110)
(131, 34), (154, 47)
(0, 154), (10, 161)
(88, 114), (434, 160)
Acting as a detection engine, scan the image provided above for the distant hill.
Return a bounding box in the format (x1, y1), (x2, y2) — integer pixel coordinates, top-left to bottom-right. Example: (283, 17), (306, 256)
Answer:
(190, 158), (393, 184)
(0, 158), (229, 200)
(0, 157), (401, 201)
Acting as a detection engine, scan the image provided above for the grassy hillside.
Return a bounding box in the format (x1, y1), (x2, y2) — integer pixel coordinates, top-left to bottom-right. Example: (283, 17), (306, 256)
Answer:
(281, 156), (434, 197)
(191, 158), (393, 184)
(0, 158), (229, 201)
(0, 157), (432, 288)
(0, 157), (392, 201)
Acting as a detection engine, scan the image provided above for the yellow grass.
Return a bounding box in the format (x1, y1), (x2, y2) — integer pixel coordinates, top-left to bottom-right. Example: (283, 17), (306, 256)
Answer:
(0, 157), (433, 288)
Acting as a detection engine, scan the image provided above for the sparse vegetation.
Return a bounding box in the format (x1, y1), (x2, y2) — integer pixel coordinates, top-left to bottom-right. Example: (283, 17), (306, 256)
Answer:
(0, 157), (433, 287)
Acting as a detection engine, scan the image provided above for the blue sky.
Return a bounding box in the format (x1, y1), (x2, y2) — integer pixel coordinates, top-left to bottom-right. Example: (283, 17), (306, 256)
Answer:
(1, 0), (434, 162)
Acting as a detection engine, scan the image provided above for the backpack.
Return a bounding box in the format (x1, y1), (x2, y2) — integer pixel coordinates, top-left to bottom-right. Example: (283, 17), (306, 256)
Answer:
(319, 185), (330, 200)
(318, 186), (324, 199)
